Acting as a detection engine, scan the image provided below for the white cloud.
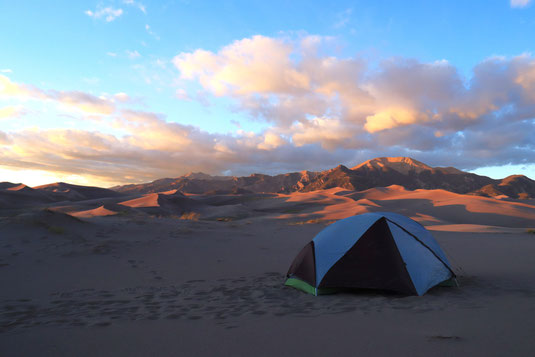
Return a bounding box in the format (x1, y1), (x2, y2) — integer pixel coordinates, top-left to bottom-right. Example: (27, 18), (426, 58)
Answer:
(124, 0), (146, 14)
(125, 50), (141, 59)
(126, 50), (141, 59)
(113, 92), (130, 103)
(145, 24), (160, 40)
(0, 69), (12, 73)
(257, 131), (287, 150)
(85, 7), (123, 22)
(511, 0), (531, 8)
(174, 36), (311, 97)
(175, 88), (191, 101)
(291, 117), (359, 150)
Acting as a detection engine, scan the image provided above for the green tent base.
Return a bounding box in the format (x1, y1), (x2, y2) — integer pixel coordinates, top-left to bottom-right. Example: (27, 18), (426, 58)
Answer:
(438, 277), (459, 287)
(284, 278), (338, 296)
(285, 277), (459, 296)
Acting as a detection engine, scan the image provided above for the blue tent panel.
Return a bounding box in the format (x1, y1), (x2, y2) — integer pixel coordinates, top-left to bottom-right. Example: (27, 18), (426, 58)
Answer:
(380, 212), (452, 266)
(387, 221), (452, 295)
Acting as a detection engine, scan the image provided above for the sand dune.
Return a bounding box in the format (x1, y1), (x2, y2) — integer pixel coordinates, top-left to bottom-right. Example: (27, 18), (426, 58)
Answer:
(255, 186), (535, 230)
(2, 178), (534, 231)
(0, 183), (53, 208)
(118, 191), (206, 216)
(336, 185), (535, 229)
(426, 224), (527, 233)
(70, 205), (118, 218)
(1, 181), (535, 356)
(34, 182), (123, 201)
(119, 193), (163, 208)
(5, 184), (33, 192)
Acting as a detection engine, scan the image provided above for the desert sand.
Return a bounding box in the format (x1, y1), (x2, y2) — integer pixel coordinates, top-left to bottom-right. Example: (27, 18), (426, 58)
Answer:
(1, 185), (535, 356)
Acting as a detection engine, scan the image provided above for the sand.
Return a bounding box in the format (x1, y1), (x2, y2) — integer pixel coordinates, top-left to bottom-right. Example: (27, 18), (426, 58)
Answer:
(1, 186), (535, 356)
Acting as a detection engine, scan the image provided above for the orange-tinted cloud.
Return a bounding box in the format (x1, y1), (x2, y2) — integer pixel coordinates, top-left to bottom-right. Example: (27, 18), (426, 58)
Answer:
(0, 105), (24, 119)
(1, 74), (115, 115)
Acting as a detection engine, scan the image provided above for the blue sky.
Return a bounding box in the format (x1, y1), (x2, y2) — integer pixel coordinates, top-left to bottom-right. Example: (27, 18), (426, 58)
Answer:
(1, 0), (535, 186)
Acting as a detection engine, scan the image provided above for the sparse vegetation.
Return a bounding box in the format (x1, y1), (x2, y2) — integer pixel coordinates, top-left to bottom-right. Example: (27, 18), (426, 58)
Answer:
(216, 217), (234, 222)
(47, 225), (65, 234)
(527, 229), (535, 234)
(288, 219), (335, 226)
(180, 212), (200, 221)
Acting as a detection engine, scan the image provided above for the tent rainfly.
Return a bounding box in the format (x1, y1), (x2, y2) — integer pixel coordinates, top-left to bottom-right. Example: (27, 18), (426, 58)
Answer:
(285, 212), (457, 296)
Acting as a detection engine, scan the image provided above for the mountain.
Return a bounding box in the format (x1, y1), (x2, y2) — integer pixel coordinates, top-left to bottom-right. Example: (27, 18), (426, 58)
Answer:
(352, 157), (463, 175)
(472, 175), (535, 199)
(114, 170), (319, 195)
(112, 157), (535, 199)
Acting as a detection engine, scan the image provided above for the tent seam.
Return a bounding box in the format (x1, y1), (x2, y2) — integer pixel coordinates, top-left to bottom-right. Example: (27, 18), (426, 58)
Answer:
(385, 218), (456, 277)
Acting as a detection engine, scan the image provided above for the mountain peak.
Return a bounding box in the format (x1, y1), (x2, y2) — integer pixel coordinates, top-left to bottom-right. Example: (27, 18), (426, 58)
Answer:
(182, 172), (233, 181)
(500, 174), (529, 183)
(329, 164), (351, 172)
(352, 157), (433, 175)
(183, 172), (214, 180)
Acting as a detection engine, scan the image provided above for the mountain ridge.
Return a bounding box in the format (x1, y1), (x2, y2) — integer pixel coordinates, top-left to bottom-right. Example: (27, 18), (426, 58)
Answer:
(110, 157), (535, 199)
(3, 158), (533, 200)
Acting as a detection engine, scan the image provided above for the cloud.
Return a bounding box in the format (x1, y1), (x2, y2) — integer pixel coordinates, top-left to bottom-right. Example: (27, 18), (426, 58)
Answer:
(291, 117), (361, 150)
(174, 36), (535, 131)
(333, 8), (352, 29)
(257, 131), (287, 150)
(124, 0), (146, 14)
(0, 130), (10, 144)
(0, 69), (12, 73)
(0, 106), (25, 119)
(144, 24), (159, 40)
(85, 7), (123, 22)
(2, 36), (535, 185)
(173, 36), (311, 97)
(113, 92), (130, 102)
(0, 123), (358, 185)
(126, 50), (141, 59)
(171, 35), (535, 170)
(1, 74), (115, 114)
(175, 88), (192, 101)
(511, 0), (531, 8)
(52, 91), (115, 114)
(0, 74), (44, 98)
(364, 108), (431, 133)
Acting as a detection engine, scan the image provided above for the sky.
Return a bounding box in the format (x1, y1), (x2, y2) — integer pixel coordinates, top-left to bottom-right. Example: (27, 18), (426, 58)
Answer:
(1, 0), (535, 187)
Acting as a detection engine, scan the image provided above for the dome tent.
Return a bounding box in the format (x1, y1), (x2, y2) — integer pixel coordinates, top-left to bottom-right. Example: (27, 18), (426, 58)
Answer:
(285, 212), (457, 296)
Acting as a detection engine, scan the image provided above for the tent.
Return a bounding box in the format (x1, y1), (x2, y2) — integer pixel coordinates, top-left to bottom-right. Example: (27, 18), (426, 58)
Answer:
(285, 212), (457, 296)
